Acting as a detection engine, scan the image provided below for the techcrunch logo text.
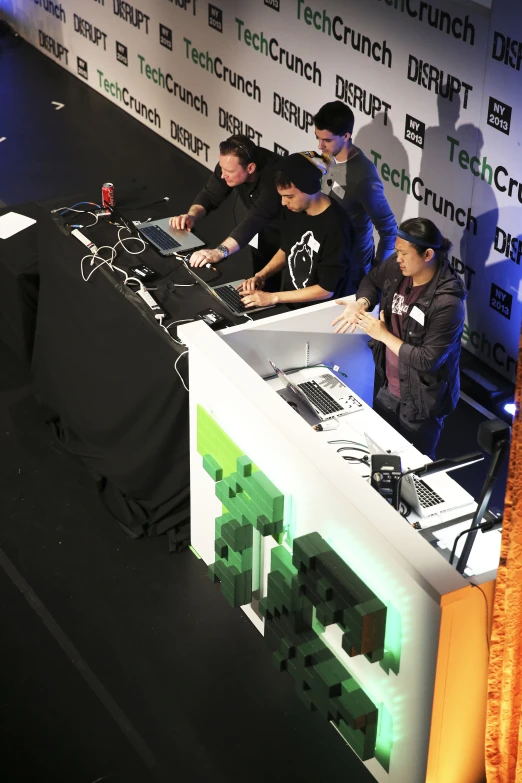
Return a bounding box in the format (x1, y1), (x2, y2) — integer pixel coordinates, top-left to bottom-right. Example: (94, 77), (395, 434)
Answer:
(335, 75), (391, 125)
(371, 149), (478, 234)
(447, 136), (522, 204)
(218, 108), (262, 145)
(183, 38), (261, 101)
(33, 0), (66, 22)
(138, 54), (208, 116)
(375, 0), (475, 46)
(407, 56), (472, 107)
(297, 1), (392, 68)
(235, 17), (322, 86)
(97, 69), (161, 127)
(74, 14), (107, 50)
(38, 30), (68, 64)
(113, 1), (150, 34)
(462, 324), (516, 376)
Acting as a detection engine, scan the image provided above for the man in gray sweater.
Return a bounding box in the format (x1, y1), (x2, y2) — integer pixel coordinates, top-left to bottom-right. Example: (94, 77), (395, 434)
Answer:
(313, 101), (397, 291)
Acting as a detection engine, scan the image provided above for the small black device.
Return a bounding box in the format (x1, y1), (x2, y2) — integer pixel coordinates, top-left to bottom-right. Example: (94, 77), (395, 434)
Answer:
(195, 308), (230, 330)
(129, 264), (161, 282)
(371, 454), (402, 507)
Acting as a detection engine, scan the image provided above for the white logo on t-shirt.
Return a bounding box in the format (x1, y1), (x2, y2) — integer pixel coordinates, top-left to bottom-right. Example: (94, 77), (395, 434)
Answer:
(391, 292), (409, 316)
(288, 230), (318, 289)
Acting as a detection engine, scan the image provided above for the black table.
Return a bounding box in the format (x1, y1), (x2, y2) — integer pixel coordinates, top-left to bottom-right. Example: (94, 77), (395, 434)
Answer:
(2, 185), (284, 549)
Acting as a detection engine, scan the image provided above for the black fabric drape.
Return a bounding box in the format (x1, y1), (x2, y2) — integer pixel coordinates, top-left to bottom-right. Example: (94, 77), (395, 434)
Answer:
(30, 207), (207, 550)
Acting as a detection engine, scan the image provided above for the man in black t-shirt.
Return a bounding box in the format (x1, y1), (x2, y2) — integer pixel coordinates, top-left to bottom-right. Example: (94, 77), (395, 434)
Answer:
(239, 152), (354, 309)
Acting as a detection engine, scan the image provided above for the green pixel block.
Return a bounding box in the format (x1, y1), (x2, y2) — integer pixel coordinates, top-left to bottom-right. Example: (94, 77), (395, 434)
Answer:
(271, 545), (296, 579)
(236, 456), (253, 477)
(202, 454), (223, 482)
(221, 520), (253, 552)
(219, 568), (252, 608)
(215, 537), (228, 559)
(293, 532), (332, 571)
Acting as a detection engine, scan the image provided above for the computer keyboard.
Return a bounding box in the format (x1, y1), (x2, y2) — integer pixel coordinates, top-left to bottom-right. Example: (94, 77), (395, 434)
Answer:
(412, 475), (444, 509)
(297, 380), (344, 414)
(215, 284), (246, 312)
(140, 225), (181, 251)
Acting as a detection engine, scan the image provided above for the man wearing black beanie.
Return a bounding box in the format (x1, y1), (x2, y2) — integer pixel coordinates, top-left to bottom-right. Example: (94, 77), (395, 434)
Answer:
(238, 152), (354, 309)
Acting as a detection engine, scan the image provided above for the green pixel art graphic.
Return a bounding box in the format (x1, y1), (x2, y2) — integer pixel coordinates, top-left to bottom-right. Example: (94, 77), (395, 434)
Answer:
(198, 405), (285, 608)
(197, 406), (392, 766)
(259, 537), (385, 762)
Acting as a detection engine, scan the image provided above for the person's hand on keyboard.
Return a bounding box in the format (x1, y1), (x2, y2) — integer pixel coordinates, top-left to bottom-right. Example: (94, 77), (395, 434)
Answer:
(169, 214), (196, 232)
(240, 289), (278, 308)
(237, 275), (265, 294)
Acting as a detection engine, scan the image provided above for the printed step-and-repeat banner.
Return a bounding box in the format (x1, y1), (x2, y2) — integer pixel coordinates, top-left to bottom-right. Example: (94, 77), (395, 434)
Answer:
(2, 0), (521, 381)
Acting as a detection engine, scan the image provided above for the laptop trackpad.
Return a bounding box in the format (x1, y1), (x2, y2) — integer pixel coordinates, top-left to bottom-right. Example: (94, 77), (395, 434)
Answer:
(277, 388), (320, 426)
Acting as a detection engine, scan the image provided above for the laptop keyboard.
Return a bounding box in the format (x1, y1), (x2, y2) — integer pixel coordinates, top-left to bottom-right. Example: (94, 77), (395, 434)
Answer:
(297, 380), (343, 414)
(216, 284), (246, 312)
(412, 475), (444, 508)
(140, 225), (181, 251)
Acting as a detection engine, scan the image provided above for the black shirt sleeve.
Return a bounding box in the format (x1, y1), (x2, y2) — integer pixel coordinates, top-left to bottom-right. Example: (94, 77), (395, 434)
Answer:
(229, 163), (282, 248)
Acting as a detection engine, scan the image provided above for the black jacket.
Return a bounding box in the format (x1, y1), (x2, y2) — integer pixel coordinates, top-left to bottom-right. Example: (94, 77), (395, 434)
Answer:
(193, 147), (282, 253)
(357, 255), (467, 421)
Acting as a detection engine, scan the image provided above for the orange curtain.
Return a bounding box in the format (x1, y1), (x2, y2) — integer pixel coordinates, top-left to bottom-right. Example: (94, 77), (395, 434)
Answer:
(486, 331), (522, 783)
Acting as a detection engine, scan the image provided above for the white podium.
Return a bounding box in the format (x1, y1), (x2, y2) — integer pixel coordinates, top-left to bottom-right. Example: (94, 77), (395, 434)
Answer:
(179, 301), (496, 783)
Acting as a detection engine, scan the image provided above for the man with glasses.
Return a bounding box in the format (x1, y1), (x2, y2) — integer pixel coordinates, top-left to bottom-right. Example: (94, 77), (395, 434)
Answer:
(170, 135), (282, 274)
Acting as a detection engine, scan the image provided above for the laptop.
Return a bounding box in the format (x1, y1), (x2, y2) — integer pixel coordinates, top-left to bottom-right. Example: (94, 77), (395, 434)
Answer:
(364, 433), (475, 518)
(109, 206), (205, 257)
(268, 359), (364, 422)
(137, 218), (205, 257)
(182, 260), (276, 317)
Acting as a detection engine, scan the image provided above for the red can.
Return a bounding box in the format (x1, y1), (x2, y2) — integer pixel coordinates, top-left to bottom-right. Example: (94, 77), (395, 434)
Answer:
(101, 182), (115, 207)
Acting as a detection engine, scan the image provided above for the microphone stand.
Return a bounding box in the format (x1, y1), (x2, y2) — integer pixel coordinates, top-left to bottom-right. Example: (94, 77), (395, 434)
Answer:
(455, 423), (511, 575)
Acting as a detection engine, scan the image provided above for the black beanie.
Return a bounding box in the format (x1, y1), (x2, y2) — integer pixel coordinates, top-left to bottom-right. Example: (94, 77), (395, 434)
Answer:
(278, 152), (330, 195)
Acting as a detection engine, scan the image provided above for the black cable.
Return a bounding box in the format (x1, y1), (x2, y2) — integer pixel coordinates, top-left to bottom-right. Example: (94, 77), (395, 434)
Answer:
(470, 582), (491, 655)
(335, 444), (370, 466)
(399, 500), (412, 519)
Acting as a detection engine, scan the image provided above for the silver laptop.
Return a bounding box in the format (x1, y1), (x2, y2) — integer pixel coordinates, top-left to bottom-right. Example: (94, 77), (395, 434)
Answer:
(137, 218), (205, 257)
(364, 433), (475, 518)
(269, 359), (364, 422)
(182, 260), (276, 317)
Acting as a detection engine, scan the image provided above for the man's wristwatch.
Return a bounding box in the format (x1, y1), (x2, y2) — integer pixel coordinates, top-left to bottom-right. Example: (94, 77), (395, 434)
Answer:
(216, 244), (229, 258)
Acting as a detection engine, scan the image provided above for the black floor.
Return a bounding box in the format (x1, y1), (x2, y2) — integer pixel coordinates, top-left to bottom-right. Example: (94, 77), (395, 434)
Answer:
(0, 31), (508, 783)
